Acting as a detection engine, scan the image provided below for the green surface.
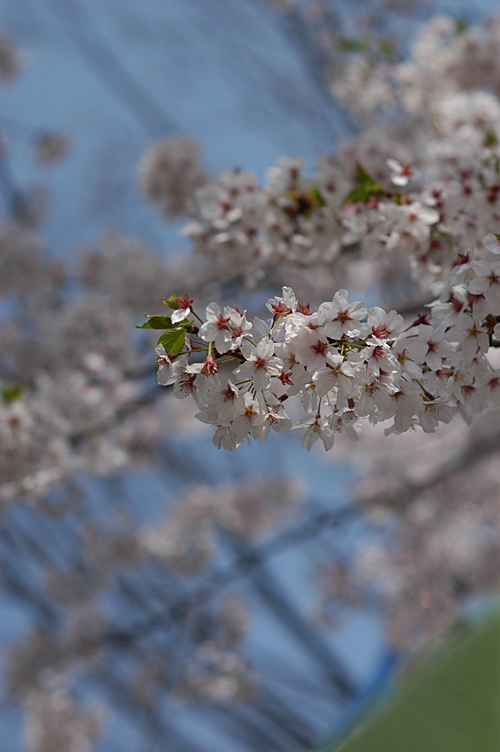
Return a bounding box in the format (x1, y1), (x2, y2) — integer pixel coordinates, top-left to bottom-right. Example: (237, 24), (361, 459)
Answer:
(330, 613), (500, 752)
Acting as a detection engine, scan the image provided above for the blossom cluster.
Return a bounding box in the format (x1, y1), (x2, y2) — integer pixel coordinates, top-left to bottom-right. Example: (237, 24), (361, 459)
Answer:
(173, 16), (500, 306)
(138, 134), (208, 220)
(153, 233), (500, 451)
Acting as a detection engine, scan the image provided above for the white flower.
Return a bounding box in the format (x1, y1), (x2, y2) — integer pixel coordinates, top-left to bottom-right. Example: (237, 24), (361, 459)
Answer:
(468, 260), (500, 314)
(199, 303), (236, 353)
(253, 316), (272, 340)
(313, 350), (356, 399)
(366, 307), (404, 340)
(266, 286), (297, 317)
(484, 372), (500, 407)
(402, 203), (439, 225)
(355, 376), (395, 417)
(155, 344), (174, 386)
(386, 158), (414, 187)
(227, 307), (253, 349)
(363, 339), (400, 378)
(418, 323), (456, 370)
(203, 378), (246, 421)
(320, 290), (367, 338)
(457, 382), (488, 424)
(392, 334), (426, 379)
(419, 401), (455, 433)
(299, 415), (335, 451)
(448, 314), (489, 360)
(230, 394), (263, 441)
(293, 327), (330, 371)
(483, 233), (500, 254)
(379, 380), (421, 434)
(172, 356), (202, 404)
(212, 424), (245, 451)
(430, 288), (467, 324)
(329, 410), (363, 440)
(233, 339), (283, 392)
(171, 294), (194, 324)
(266, 156), (304, 191)
(254, 405), (292, 441)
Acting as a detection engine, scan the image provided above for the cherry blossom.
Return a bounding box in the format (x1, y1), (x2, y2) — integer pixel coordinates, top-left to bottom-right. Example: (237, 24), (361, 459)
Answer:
(233, 339), (283, 392)
(153, 239), (500, 450)
(386, 158), (415, 187)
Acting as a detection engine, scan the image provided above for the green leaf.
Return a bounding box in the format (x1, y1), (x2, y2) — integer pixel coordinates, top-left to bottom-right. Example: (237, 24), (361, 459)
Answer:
(308, 185), (327, 208)
(163, 294), (181, 310)
(378, 37), (397, 60)
(345, 182), (384, 203)
(355, 163), (376, 183)
(338, 36), (370, 52)
(135, 315), (173, 330)
(484, 127), (499, 148)
(345, 163), (384, 204)
(2, 385), (23, 403)
(157, 328), (186, 354)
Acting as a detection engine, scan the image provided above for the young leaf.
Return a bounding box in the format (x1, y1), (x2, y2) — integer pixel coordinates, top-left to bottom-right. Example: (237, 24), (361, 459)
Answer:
(157, 328), (186, 354)
(163, 294), (181, 310)
(2, 385), (23, 403)
(345, 163), (384, 203)
(308, 185), (327, 208)
(378, 37), (397, 60)
(355, 163), (376, 183)
(345, 182), (384, 203)
(135, 316), (173, 329)
(338, 35), (370, 52)
(484, 127), (498, 148)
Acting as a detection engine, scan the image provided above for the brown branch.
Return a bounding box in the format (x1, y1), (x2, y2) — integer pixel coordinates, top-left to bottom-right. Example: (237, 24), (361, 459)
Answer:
(103, 501), (360, 647)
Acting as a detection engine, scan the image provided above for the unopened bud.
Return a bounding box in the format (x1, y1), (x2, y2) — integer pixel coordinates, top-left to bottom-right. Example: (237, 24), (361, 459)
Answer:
(202, 356), (218, 375)
(164, 293), (181, 310)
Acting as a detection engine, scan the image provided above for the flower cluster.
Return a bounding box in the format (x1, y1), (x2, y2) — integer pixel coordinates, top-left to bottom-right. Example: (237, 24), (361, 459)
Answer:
(138, 134), (208, 220)
(152, 233), (500, 451)
(171, 15), (500, 308)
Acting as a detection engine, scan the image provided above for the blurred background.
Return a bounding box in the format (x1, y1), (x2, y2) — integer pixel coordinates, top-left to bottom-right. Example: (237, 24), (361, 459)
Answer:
(0, 0), (499, 750)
